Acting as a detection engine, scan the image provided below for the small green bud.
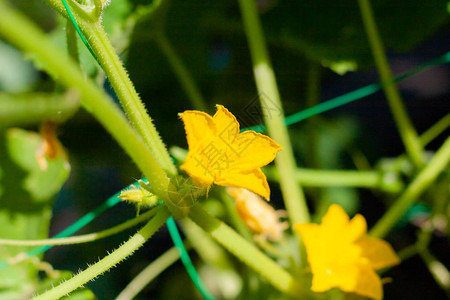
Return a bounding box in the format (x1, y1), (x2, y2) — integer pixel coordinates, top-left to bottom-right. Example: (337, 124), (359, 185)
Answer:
(118, 185), (158, 207)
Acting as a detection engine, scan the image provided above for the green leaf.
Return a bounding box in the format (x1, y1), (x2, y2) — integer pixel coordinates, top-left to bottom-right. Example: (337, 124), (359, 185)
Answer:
(0, 128), (70, 297)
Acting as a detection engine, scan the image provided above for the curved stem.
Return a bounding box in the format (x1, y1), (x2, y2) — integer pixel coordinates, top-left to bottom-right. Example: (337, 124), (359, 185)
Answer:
(43, 0), (176, 175)
(358, 0), (424, 168)
(370, 137), (450, 238)
(155, 32), (208, 111)
(32, 206), (170, 300)
(0, 207), (159, 246)
(85, 23), (176, 175)
(115, 246), (181, 300)
(237, 0), (310, 228)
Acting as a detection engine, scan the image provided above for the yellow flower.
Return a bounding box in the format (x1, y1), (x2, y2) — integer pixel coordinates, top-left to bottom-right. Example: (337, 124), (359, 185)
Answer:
(294, 204), (400, 300)
(227, 187), (288, 241)
(180, 105), (282, 199)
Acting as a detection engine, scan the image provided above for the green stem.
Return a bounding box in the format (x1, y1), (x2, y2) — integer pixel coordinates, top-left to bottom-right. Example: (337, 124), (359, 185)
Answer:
(0, 93), (79, 128)
(358, 0), (424, 168)
(370, 137), (450, 238)
(0, 206), (159, 246)
(115, 246), (181, 300)
(397, 244), (418, 262)
(189, 205), (305, 297)
(0, 2), (173, 201)
(33, 206), (170, 300)
(265, 167), (380, 188)
(237, 0), (310, 227)
(85, 23), (176, 175)
(66, 19), (79, 64)
(155, 32), (208, 111)
(420, 114), (450, 146)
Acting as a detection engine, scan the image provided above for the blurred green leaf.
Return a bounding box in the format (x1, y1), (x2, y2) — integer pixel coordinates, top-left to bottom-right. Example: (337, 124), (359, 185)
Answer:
(0, 128), (70, 297)
(0, 40), (38, 93)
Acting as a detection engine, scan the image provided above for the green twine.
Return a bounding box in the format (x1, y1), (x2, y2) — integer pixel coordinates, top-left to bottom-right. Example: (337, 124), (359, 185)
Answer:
(243, 51), (450, 133)
(166, 217), (215, 300)
(60, 0), (100, 65)
(0, 191), (122, 269)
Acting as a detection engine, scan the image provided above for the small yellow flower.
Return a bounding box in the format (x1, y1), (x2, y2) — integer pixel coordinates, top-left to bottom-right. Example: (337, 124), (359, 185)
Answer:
(294, 204), (400, 300)
(227, 187), (287, 241)
(180, 105), (282, 199)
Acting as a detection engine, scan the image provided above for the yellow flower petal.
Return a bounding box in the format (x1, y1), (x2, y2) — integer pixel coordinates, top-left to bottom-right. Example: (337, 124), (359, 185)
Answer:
(229, 187), (286, 241)
(358, 237), (400, 270)
(180, 150), (214, 188)
(351, 262), (383, 300)
(180, 105), (281, 199)
(322, 204), (350, 226)
(179, 110), (216, 148)
(347, 214), (367, 242)
(216, 169), (270, 199)
(294, 204), (399, 300)
(213, 105), (239, 142)
(231, 131), (283, 170)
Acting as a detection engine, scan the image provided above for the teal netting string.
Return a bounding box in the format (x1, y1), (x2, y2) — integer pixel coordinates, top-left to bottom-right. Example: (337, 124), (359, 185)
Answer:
(166, 217), (215, 300)
(243, 51), (450, 133)
(0, 190), (122, 269)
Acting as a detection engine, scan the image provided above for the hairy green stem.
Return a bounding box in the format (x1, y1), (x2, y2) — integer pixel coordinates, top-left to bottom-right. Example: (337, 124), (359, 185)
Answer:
(115, 246), (181, 300)
(42, 0), (176, 175)
(0, 93), (79, 128)
(85, 23), (176, 175)
(370, 137), (450, 238)
(189, 205), (305, 297)
(155, 33), (208, 111)
(33, 206), (170, 300)
(358, 0), (424, 168)
(0, 207), (159, 246)
(237, 0), (310, 227)
(0, 1), (174, 201)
